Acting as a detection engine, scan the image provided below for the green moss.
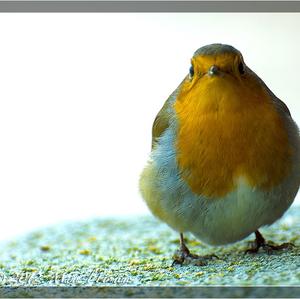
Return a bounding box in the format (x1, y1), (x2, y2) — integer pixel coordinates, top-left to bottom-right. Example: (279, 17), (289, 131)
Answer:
(176, 280), (189, 285)
(40, 245), (51, 251)
(79, 249), (91, 255)
(22, 267), (37, 272)
(226, 266), (235, 272)
(187, 239), (203, 247)
(147, 245), (162, 254)
(151, 274), (165, 281)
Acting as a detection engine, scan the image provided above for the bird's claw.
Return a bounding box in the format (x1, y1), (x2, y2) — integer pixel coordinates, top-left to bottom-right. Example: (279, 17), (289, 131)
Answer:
(245, 241), (294, 255)
(171, 250), (219, 266)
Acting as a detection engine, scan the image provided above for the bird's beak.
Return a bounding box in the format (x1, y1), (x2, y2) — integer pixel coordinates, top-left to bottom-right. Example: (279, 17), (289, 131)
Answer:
(208, 65), (219, 77)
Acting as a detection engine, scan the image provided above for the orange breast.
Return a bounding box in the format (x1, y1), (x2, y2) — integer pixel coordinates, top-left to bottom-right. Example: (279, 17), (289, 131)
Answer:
(174, 74), (293, 198)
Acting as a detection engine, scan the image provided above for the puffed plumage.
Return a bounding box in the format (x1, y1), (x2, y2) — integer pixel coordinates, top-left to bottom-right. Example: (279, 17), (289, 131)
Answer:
(139, 44), (300, 248)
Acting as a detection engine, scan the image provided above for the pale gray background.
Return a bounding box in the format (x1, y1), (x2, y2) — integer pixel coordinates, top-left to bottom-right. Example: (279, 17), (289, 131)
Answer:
(0, 13), (299, 241)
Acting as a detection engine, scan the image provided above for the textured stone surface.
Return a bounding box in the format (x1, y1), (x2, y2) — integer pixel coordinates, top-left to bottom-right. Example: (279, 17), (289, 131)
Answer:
(0, 205), (299, 293)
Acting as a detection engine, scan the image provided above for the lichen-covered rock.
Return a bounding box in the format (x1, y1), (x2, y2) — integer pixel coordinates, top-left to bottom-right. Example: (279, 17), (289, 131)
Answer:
(0, 204), (299, 296)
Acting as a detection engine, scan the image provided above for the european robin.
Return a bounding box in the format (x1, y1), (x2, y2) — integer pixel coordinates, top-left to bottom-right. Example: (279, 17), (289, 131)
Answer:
(139, 43), (300, 266)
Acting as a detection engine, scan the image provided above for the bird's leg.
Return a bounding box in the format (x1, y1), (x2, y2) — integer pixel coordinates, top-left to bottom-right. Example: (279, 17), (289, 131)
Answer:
(171, 233), (218, 266)
(245, 230), (294, 254)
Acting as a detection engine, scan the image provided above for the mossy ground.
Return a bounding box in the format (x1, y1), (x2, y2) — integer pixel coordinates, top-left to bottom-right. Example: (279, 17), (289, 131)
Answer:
(0, 206), (299, 287)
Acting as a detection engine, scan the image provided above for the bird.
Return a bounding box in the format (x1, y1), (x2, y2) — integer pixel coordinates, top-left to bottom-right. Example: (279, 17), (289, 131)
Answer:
(139, 43), (300, 266)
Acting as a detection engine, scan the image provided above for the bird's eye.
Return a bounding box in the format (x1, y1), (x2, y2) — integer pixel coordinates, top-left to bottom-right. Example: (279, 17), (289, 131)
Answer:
(189, 65), (194, 78)
(238, 62), (245, 75)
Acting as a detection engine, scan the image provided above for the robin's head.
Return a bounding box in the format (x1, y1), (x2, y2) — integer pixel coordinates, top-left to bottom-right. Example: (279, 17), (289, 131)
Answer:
(190, 43), (246, 80)
(176, 43), (269, 113)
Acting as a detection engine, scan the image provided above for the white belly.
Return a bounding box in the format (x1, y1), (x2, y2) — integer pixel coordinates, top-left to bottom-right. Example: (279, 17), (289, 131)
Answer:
(179, 178), (297, 245)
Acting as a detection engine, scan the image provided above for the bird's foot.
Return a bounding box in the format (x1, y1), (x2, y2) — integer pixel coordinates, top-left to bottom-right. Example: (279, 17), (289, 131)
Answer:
(245, 230), (294, 254)
(171, 242), (218, 266)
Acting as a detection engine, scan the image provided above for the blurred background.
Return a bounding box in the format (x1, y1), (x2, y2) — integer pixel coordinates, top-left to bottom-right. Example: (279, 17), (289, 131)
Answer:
(0, 13), (299, 241)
